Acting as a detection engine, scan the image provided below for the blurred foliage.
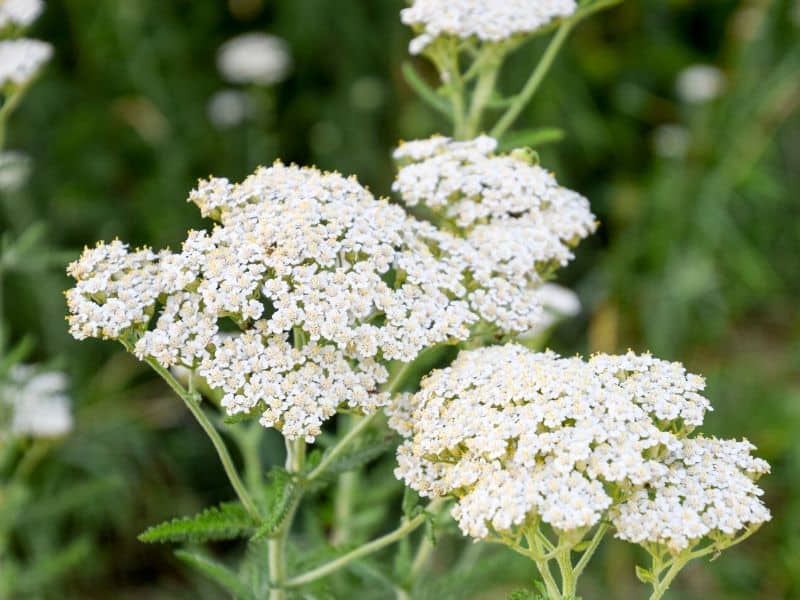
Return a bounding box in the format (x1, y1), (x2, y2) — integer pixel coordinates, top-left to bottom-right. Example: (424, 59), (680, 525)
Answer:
(0, 0), (797, 597)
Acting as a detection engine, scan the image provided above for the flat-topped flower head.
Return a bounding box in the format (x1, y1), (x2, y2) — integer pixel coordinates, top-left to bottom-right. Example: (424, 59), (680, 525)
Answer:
(0, 38), (52, 88)
(401, 0), (577, 54)
(1, 365), (72, 439)
(393, 135), (595, 331)
(612, 436), (770, 553)
(0, 0), (44, 30)
(394, 345), (685, 539)
(67, 163), (482, 441)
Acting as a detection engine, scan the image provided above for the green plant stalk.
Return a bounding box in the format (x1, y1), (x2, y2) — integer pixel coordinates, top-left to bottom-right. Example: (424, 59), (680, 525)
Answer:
(305, 411), (379, 482)
(235, 423), (266, 508)
(464, 48), (504, 138)
(285, 498), (446, 588)
(139, 354), (260, 520)
(649, 554), (690, 600)
(329, 414), (359, 546)
(269, 437), (305, 600)
(555, 549), (576, 598)
(572, 523), (608, 579)
(489, 21), (571, 141)
(490, 0), (621, 140)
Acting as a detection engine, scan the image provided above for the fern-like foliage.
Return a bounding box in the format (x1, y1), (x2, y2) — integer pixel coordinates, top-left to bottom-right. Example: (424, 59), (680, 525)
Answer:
(251, 467), (297, 540)
(139, 501), (257, 544)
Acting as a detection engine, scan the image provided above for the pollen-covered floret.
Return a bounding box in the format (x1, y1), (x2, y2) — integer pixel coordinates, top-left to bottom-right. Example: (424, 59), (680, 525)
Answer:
(66, 163), (487, 441)
(400, 0), (577, 54)
(611, 436), (771, 553)
(393, 345), (684, 539)
(0, 38), (52, 87)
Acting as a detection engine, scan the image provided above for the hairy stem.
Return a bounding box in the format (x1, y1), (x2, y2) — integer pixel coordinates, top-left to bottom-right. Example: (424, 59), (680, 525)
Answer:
(269, 437), (305, 600)
(285, 498), (445, 588)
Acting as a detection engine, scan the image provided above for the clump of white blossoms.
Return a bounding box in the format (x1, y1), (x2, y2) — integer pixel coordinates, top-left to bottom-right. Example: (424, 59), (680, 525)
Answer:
(393, 344), (700, 539)
(66, 163), (488, 441)
(393, 343), (770, 596)
(612, 436), (770, 553)
(401, 0), (577, 54)
(0, 0), (44, 30)
(0, 38), (52, 87)
(1, 365), (72, 438)
(393, 135), (595, 332)
(217, 33), (291, 86)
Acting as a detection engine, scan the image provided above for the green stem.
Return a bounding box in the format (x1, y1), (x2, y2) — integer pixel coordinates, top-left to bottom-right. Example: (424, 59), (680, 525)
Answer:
(490, 0), (621, 140)
(556, 549), (576, 598)
(285, 498), (445, 588)
(140, 355), (260, 520)
(573, 523), (608, 579)
(235, 423), (265, 507)
(464, 49), (504, 137)
(330, 414), (359, 546)
(306, 411), (378, 482)
(649, 556), (689, 600)
(534, 558), (561, 600)
(269, 437), (305, 600)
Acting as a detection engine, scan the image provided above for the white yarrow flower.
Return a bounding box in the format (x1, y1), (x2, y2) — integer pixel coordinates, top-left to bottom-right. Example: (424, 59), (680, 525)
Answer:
(0, 0), (44, 29)
(0, 38), (52, 88)
(0, 150), (32, 191)
(216, 33), (291, 86)
(2, 365), (73, 438)
(394, 135), (595, 332)
(394, 345), (768, 545)
(401, 0), (577, 54)
(676, 64), (726, 104)
(207, 89), (253, 129)
(67, 163), (490, 441)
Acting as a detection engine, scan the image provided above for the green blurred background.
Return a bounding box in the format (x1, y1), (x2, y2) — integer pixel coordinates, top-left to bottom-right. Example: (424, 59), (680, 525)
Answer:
(1, 0), (798, 597)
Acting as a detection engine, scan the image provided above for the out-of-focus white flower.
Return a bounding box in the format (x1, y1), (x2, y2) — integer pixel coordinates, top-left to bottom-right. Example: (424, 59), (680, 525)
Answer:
(0, 150), (31, 191)
(520, 283), (581, 338)
(207, 89), (253, 129)
(0, 38), (52, 88)
(652, 124), (689, 159)
(676, 64), (726, 104)
(216, 33), (291, 86)
(0, 0), (44, 29)
(401, 0), (577, 54)
(2, 365), (72, 438)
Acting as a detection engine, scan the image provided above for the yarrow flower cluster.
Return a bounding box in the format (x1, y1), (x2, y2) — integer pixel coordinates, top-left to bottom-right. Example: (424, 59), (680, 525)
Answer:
(0, 38), (52, 88)
(392, 344), (769, 545)
(0, 0), (44, 30)
(216, 33), (291, 86)
(393, 135), (595, 330)
(400, 0), (577, 54)
(67, 163), (488, 441)
(1, 365), (72, 439)
(612, 436), (770, 552)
